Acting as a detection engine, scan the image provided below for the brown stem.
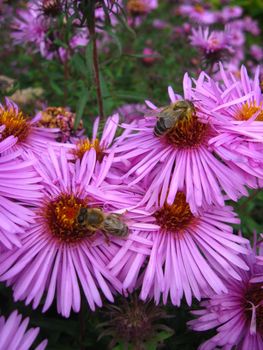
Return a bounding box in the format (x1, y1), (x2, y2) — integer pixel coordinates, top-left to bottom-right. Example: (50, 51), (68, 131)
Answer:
(88, 13), (105, 120)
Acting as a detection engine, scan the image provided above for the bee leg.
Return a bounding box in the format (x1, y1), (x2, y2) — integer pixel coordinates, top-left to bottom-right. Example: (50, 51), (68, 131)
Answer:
(101, 231), (111, 245)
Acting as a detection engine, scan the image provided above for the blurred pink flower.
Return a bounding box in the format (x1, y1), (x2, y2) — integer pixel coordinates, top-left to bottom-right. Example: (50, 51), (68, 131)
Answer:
(152, 19), (169, 30)
(243, 16), (261, 36)
(116, 103), (146, 123)
(142, 47), (158, 66)
(226, 23), (245, 47)
(0, 147), (125, 317)
(190, 27), (234, 58)
(189, 237), (263, 350)
(12, 2), (46, 47)
(0, 310), (47, 350)
(250, 44), (263, 62)
(216, 6), (243, 23)
(127, 0), (158, 26)
(12, 1), (88, 60)
(178, 4), (216, 25)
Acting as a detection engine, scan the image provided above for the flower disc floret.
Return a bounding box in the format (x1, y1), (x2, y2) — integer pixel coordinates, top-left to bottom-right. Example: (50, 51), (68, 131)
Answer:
(154, 192), (197, 232)
(237, 102), (263, 121)
(165, 113), (209, 148)
(0, 107), (31, 142)
(73, 138), (104, 161)
(44, 193), (89, 243)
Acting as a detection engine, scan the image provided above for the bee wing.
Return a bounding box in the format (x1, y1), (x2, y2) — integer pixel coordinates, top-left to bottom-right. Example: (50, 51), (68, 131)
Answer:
(144, 108), (163, 118)
(161, 108), (185, 128)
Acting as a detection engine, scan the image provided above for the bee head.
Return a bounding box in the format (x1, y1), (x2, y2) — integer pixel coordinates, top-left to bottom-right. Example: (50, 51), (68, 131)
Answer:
(77, 207), (88, 225)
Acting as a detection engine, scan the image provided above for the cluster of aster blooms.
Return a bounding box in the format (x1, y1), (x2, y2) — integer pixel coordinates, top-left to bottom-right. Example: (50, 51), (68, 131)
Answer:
(173, 2), (262, 76)
(11, 0), (89, 61)
(0, 63), (263, 349)
(10, 0), (120, 61)
(10, 0), (158, 61)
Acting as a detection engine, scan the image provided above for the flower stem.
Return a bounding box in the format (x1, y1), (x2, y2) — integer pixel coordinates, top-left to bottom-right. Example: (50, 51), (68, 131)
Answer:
(88, 6), (105, 120)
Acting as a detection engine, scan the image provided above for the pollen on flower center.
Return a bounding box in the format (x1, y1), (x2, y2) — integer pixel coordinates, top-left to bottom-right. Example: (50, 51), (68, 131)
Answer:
(154, 192), (197, 233)
(237, 102), (263, 121)
(0, 107), (31, 142)
(127, 0), (147, 15)
(244, 283), (263, 335)
(165, 112), (209, 148)
(43, 193), (91, 243)
(73, 138), (104, 161)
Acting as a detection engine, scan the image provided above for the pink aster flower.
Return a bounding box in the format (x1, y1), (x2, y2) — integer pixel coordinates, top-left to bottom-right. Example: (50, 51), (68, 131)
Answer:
(250, 44), (263, 62)
(12, 1), (88, 60)
(216, 6), (243, 23)
(193, 63), (263, 184)
(0, 126), (42, 249)
(0, 147), (129, 317)
(243, 16), (261, 36)
(190, 27), (234, 65)
(109, 188), (250, 306)
(0, 98), (69, 156)
(225, 23), (245, 47)
(188, 237), (263, 350)
(177, 4), (216, 25)
(0, 310), (47, 350)
(127, 0), (158, 26)
(12, 2), (46, 48)
(112, 75), (249, 214)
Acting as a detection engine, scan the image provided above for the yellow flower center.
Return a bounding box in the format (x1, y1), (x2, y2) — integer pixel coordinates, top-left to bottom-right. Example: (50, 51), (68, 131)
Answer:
(43, 193), (92, 243)
(154, 192), (197, 233)
(73, 138), (104, 162)
(237, 102), (263, 121)
(0, 107), (31, 142)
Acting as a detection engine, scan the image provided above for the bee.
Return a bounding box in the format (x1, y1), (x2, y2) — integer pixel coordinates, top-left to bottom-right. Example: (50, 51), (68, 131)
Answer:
(148, 100), (196, 137)
(76, 207), (129, 242)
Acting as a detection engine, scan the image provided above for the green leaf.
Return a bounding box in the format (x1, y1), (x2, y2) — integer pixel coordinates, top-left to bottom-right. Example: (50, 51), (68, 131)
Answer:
(105, 29), (123, 56)
(50, 80), (64, 96)
(75, 86), (89, 128)
(85, 41), (94, 82)
(71, 54), (88, 77)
